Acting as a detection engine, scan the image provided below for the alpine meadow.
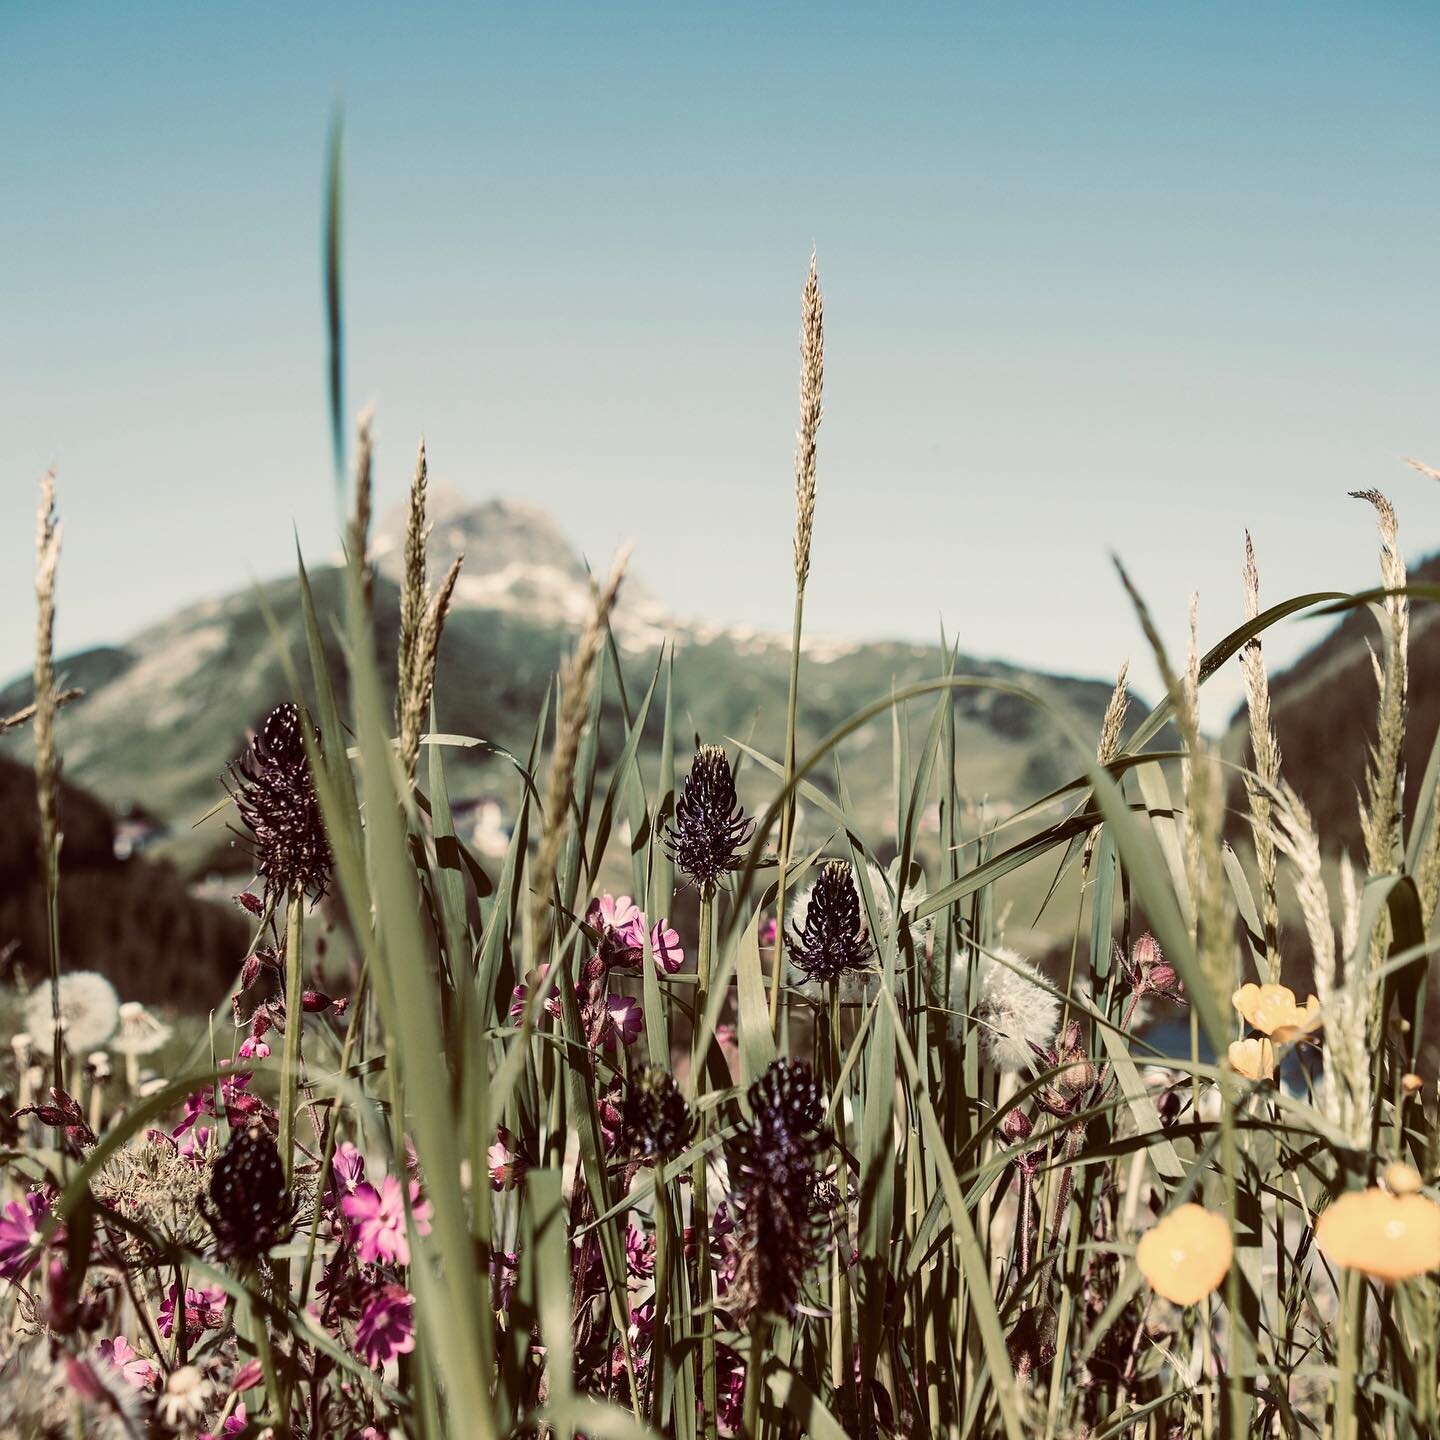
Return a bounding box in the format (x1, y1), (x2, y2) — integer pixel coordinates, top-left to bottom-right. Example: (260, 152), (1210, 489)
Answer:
(11, 144), (1440, 1440)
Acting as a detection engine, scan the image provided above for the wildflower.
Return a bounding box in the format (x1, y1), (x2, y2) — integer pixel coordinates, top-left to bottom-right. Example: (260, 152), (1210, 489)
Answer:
(226, 701), (333, 905)
(1135, 1203), (1232, 1305)
(328, 1141), (368, 1203)
(625, 1224), (656, 1279)
(113, 1001), (172, 1059)
(96, 1336), (158, 1391)
(0, 1190), (52, 1281)
(509, 964), (567, 1024)
(729, 1059), (831, 1319)
(605, 993), (644, 1048)
(975, 947), (1060, 1073)
(1227, 1038), (1275, 1082)
(487, 1128), (528, 1191)
(356, 1284), (417, 1369)
(200, 1122), (295, 1262)
(342, 1175), (433, 1267)
(593, 893), (643, 934)
(1316, 1187), (1440, 1281)
(156, 1365), (212, 1429)
(645, 917), (685, 974)
(623, 1065), (696, 1161)
(158, 1285), (226, 1341)
(1383, 1161), (1424, 1196)
(23, 971), (120, 1055)
(664, 745), (753, 894)
(1403, 1072), (1425, 1095)
(1231, 982), (1320, 1040)
(787, 860), (873, 984)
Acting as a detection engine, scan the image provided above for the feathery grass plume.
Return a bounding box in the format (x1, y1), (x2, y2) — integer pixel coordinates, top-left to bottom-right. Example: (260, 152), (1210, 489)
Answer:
(0, 687), (82, 736)
(729, 1058), (831, 1321)
(529, 548), (630, 950)
(348, 404), (375, 608)
(396, 440), (465, 778)
(1269, 782), (1370, 1140)
(33, 469), (63, 1084)
(1240, 533), (1282, 977)
(1081, 659), (1129, 870)
(398, 438), (430, 694)
(773, 251), (825, 1030)
(792, 251), (824, 590)
(1350, 487), (1407, 877)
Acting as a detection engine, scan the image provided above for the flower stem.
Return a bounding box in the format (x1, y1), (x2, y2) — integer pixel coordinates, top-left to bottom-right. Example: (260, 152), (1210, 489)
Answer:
(743, 1311), (770, 1438)
(278, 888), (306, 1186)
(769, 583), (806, 1038)
(691, 891), (718, 1440)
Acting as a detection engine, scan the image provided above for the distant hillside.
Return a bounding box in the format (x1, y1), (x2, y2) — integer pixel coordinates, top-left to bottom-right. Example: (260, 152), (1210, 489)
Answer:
(0, 754), (248, 1009)
(1225, 553), (1440, 855)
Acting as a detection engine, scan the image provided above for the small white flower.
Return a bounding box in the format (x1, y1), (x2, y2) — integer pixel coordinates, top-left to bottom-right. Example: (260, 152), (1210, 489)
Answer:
(22, 972), (120, 1056)
(156, 1364), (212, 1430)
(973, 946), (1059, 1073)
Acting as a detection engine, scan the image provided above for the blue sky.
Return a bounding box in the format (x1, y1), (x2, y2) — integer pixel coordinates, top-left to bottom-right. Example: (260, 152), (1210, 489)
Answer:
(4, 2), (1440, 721)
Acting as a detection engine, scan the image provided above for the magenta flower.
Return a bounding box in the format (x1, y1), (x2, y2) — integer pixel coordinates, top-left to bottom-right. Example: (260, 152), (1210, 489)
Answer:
(508, 964), (567, 1024)
(625, 1224), (655, 1279)
(158, 1284), (225, 1341)
(341, 1176), (432, 1266)
(605, 994), (644, 1048)
(96, 1335), (158, 1391)
(0, 1192), (51, 1282)
(356, 1284), (417, 1369)
(177, 1125), (214, 1165)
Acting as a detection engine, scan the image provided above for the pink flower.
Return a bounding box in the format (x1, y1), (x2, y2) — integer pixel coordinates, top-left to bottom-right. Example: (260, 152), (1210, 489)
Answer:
(237, 1035), (270, 1062)
(96, 1335), (158, 1391)
(341, 1176), (432, 1266)
(509, 964), (567, 1024)
(356, 1284), (416, 1369)
(230, 1359), (263, 1392)
(488, 1128), (527, 1192)
(594, 894), (642, 934)
(0, 1192), (51, 1281)
(647, 919), (685, 974)
(158, 1285), (225, 1340)
(759, 916), (778, 948)
(177, 1125), (214, 1165)
(223, 1402), (248, 1435)
(605, 993), (644, 1048)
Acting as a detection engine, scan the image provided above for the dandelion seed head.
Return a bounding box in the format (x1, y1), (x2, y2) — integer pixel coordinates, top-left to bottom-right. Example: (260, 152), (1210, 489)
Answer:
(23, 972), (120, 1056)
(974, 947), (1059, 1073)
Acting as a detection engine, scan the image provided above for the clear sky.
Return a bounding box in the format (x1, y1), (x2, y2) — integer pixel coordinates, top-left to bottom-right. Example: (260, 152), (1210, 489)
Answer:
(5, 2), (1440, 723)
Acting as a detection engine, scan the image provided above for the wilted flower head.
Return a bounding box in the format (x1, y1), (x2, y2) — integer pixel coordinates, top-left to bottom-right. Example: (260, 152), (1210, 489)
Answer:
(729, 1059), (831, 1320)
(786, 860), (873, 985)
(200, 1122), (295, 1262)
(974, 947), (1060, 1073)
(156, 1364), (212, 1429)
(112, 1000), (173, 1058)
(623, 1065), (696, 1161)
(227, 702), (333, 905)
(664, 745), (753, 894)
(23, 971), (120, 1055)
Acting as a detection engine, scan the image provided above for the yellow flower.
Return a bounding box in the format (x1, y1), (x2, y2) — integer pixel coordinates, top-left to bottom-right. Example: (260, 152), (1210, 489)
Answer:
(1227, 1038), (1275, 1082)
(1136, 1203), (1233, 1305)
(1231, 982), (1320, 1040)
(1382, 1162), (1424, 1197)
(1316, 1188), (1440, 1282)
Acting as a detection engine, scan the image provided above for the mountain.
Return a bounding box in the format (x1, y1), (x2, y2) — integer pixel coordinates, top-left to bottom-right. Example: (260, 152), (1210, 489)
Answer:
(0, 494), (1137, 895)
(1224, 552), (1440, 855)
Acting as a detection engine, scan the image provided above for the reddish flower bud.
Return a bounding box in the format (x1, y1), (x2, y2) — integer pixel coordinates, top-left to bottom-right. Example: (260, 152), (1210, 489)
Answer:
(1000, 1109), (1034, 1143)
(234, 890), (264, 917)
